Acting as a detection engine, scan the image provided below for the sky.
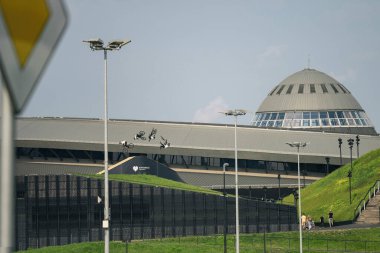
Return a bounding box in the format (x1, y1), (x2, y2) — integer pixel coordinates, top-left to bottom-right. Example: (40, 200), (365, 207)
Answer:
(4, 0), (380, 129)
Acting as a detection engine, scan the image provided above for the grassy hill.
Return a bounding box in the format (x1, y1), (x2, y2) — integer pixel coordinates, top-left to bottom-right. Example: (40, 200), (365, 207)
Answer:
(283, 148), (380, 222)
(81, 174), (221, 196)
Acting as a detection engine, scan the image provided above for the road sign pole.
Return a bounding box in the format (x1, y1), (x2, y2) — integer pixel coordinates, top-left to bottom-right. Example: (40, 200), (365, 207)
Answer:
(1, 81), (16, 253)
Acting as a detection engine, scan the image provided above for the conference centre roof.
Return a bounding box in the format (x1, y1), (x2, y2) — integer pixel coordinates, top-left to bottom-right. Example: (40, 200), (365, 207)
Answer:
(15, 117), (380, 167)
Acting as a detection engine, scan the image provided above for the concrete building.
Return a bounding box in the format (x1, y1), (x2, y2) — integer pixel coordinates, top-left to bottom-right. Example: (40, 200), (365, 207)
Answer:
(15, 68), (380, 196)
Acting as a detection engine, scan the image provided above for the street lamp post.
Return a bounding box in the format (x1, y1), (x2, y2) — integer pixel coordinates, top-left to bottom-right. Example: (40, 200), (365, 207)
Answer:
(83, 38), (131, 253)
(223, 162), (229, 253)
(224, 109), (246, 253)
(356, 135), (360, 158)
(277, 174), (281, 202)
(338, 137), (343, 166)
(286, 142), (308, 253)
(348, 138), (354, 204)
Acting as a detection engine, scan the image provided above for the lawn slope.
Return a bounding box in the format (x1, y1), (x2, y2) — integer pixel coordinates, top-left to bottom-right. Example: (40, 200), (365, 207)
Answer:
(283, 148), (380, 222)
(81, 174), (221, 196)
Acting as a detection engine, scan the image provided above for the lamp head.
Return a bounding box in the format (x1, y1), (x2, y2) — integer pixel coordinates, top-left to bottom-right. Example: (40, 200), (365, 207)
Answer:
(223, 109), (247, 117)
(286, 142), (308, 148)
(107, 40), (131, 50)
(83, 38), (104, 50)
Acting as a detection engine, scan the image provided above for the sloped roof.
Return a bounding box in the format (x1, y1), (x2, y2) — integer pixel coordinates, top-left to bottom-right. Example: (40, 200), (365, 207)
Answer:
(15, 117), (380, 166)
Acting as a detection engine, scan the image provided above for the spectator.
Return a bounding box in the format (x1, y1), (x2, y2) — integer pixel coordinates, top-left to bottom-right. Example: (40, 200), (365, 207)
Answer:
(320, 215), (324, 227)
(328, 210), (334, 227)
(301, 213), (307, 229)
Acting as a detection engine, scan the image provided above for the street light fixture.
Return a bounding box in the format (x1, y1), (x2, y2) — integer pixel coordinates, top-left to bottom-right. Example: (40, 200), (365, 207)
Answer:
(338, 137), (343, 166)
(286, 141), (308, 253)
(222, 162), (229, 253)
(348, 138), (354, 204)
(83, 38), (131, 253)
(223, 109), (246, 253)
(356, 135), (360, 158)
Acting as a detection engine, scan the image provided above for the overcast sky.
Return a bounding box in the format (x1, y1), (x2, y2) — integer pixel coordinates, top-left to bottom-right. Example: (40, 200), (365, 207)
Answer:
(8, 0), (380, 130)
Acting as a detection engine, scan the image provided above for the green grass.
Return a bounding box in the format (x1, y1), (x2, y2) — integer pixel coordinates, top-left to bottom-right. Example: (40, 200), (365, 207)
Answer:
(283, 148), (380, 222)
(17, 227), (380, 253)
(80, 174), (221, 196)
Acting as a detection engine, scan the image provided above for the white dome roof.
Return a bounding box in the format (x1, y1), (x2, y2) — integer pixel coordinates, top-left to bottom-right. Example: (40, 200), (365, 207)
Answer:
(257, 68), (363, 112)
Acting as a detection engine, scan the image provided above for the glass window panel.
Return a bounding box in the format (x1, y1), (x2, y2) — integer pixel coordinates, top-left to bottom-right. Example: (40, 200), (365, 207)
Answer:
(283, 120), (292, 127)
(275, 120), (283, 127)
(328, 111), (337, 118)
(337, 111), (344, 118)
(269, 85), (278, 96)
(284, 112), (293, 119)
(267, 121), (274, 127)
(343, 111), (352, 118)
(303, 112), (310, 119)
(276, 85), (285, 95)
(264, 113), (271, 120)
(298, 84), (304, 94)
(361, 119), (367, 126)
(355, 119), (362, 125)
(311, 119), (320, 126)
(337, 83), (347, 93)
(260, 121), (268, 127)
(320, 112), (328, 118)
(270, 113), (278, 120)
(330, 119), (339, 126)
(286, 85), (294, 94)
(255, 113), (262, 121)
(294, 112), (302, 119)
(293, 120), (301, 127)
(303, 120), (310, 126)
(321, 119), (330, 126)
(339, 118), (347, 125)
(321, 84), (328, 93)
(310, 84), (316, 93)
(358, 111), (367, 118)
(254, 121), (260, 126)
(278, 113), (285, 120)
(347, 119), (355, 125)
(310, 112), (319, 119)
(351, 111), (358, 118)
(330, 84), (339, 93)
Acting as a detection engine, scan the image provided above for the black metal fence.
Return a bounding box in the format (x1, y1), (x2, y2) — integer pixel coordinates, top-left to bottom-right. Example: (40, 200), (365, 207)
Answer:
(15, 175), (297, 250)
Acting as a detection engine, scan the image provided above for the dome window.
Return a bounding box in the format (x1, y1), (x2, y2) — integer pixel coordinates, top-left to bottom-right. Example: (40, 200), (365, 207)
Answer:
(276, 85), (285, 95)
(286, 84), (294, 94)
(320, 84), (328, 93)
(310, 84), (316, 93)
(330, 83), (339, 93)
(298, 84), (304, 94)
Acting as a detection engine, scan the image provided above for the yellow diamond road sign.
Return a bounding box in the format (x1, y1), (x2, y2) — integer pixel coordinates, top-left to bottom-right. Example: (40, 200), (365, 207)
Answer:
(0, 0), (67, 113)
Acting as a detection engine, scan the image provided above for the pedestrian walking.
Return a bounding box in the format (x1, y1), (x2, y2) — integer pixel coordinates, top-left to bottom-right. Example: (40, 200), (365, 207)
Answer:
(328, 210), (334, 227)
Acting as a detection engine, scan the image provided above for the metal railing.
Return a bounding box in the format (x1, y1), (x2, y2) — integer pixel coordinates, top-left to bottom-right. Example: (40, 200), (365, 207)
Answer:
(353, 180), (380, 222)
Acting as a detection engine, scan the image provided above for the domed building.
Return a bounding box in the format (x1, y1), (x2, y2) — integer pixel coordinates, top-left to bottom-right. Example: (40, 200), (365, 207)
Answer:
(252, 68), (377, 135)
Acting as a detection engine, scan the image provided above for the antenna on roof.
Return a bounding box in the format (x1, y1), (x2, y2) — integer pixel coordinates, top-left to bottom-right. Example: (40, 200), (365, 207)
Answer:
(307, 54), (311, 69)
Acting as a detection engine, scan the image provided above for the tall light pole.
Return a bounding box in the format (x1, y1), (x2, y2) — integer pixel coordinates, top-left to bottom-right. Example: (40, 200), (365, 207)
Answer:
(224, 109), (246, 253)
(277, 174), (281, 202)
(223, 162), (229, 253)
(348, 138), (354, 204)
(83, 38), (131, 253)
(286, 142), (308, 253)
